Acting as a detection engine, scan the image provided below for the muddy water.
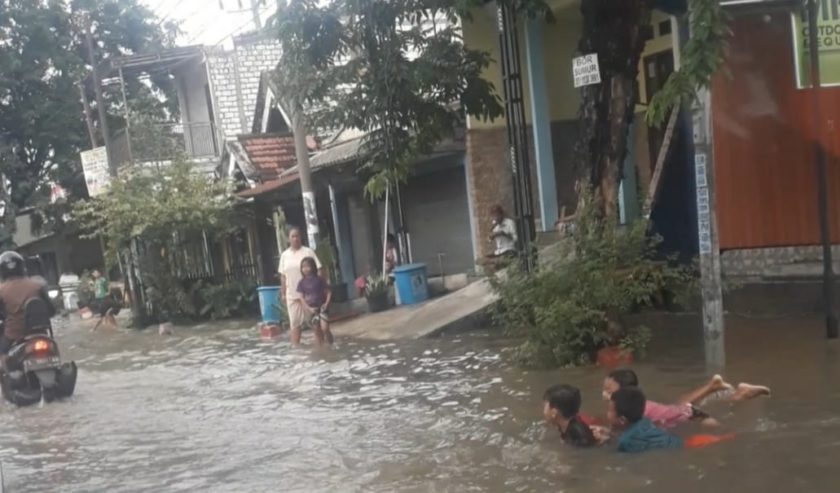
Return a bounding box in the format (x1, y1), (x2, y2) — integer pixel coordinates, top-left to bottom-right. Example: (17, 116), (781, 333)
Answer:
(0, 314), (839, 492)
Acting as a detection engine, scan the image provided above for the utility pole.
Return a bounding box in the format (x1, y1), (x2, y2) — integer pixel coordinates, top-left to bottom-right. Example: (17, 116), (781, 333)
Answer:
(292, 111), (320, 249)
(683, 8), (725, 368)
(78, 80), (98, 149)
(83, 15), (116, 177)
(807, 0), (839, 339)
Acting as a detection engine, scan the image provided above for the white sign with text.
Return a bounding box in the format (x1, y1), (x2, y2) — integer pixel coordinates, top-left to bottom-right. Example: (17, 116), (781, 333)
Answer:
(573, 54), (602, 88)
(80, 147), (110, 197)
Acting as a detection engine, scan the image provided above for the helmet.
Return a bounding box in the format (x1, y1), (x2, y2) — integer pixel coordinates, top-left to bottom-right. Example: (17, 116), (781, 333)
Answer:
(0, 251), (26, 281)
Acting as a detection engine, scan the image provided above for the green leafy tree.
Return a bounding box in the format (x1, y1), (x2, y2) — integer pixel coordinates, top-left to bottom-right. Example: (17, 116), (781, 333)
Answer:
(73, 159), (235, 322)
(574, 0), (727, 217)
(270, 0), (508, 198)
(0, 0), (179, 247)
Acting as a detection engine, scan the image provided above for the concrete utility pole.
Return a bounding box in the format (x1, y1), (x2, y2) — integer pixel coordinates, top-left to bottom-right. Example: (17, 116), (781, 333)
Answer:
(83, 15), (116, 177)
(685, 5), (725, 367)
(806, 0), (839, 339)
(692, 88), (725, 368)
(292, 112), (320, 249)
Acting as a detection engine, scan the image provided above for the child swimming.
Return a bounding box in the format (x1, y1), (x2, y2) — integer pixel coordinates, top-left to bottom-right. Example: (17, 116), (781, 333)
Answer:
(542, 384), (597, 447)
(608, 386), (682, 453)
(603, 369), (770, 429)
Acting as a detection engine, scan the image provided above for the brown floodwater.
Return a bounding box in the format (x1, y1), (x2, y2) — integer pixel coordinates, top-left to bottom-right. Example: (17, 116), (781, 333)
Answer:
(0, 313), (838, 492)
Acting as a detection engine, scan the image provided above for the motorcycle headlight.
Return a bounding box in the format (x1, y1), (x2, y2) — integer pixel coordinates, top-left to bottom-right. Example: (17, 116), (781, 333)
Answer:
(48, 289), (60, 298)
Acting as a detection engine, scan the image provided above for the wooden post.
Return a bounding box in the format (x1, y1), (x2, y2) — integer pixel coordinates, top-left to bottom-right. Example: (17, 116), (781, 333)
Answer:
(118, 68), (134, 167)
(78, 81), (97, 148)
(692, 86), (725, 368)
(84, 16), (116, 177)
(643, 107), (680, 219)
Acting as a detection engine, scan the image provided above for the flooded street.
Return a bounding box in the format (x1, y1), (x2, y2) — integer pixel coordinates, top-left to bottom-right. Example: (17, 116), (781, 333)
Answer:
(1, 314), (839, 492)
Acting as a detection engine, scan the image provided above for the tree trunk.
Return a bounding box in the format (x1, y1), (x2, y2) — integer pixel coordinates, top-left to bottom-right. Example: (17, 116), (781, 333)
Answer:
(575, 0), (652, 218)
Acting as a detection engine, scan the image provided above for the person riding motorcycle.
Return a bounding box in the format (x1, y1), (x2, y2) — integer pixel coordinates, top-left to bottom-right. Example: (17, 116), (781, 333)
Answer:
(0, 251), (55, 355)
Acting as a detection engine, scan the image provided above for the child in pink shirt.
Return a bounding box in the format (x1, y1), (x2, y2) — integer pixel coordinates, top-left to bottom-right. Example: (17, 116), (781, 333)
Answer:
(602, 368), (770, 429)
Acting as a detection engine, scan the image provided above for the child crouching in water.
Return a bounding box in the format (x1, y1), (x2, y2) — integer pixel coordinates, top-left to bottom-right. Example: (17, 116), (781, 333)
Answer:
(542, 384), (598, 447)
(609, 386), (683, 453)
(296, 257), (334, 345)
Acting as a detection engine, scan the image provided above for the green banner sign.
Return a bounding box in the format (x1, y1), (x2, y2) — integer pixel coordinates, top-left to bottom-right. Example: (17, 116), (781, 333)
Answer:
(792, 3), (840, 88)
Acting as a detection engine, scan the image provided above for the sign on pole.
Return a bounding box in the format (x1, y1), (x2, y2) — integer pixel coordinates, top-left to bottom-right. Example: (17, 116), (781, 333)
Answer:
(792, 7), (840, 88)
(80, 147), (111, 197)
(573, 54), (602, 88)
(692, 88), (725, 368)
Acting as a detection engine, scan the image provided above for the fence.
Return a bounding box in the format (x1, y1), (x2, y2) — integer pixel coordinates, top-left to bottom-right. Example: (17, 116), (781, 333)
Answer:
(112, 121), (220, 167)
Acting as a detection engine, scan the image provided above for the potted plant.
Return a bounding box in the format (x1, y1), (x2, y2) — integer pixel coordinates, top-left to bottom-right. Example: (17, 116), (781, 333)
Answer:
(364, 274), (390, 313)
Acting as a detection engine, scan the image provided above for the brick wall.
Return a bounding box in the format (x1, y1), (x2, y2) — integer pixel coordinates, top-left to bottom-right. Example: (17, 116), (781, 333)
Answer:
(206, 34), (282, 140)
(465, 127), (515, 259)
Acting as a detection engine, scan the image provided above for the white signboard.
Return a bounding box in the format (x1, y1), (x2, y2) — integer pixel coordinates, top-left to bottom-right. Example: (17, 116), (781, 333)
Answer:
(573, 54), (602, 88)
(694, 152), (712, 255)
(80, 147), (110, 197)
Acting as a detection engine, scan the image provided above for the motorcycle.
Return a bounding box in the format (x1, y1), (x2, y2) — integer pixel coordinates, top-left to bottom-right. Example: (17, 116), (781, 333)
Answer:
(0, 298), (77, 406)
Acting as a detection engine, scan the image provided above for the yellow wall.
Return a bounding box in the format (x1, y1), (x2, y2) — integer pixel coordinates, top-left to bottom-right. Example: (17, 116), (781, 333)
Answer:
(543, 13), (583, 121)
(462, 7), (506, 130)
(462, 5), (582, 130)
(463, 6), (673, 130)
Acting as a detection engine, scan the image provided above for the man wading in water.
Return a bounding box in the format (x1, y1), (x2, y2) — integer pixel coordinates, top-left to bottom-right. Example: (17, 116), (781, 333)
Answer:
(279, 227), (323, 345)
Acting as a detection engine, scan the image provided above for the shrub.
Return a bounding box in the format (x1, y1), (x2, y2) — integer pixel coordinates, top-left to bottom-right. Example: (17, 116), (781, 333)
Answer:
(490, 193), (696, 369)
(191, 279), (259, 321)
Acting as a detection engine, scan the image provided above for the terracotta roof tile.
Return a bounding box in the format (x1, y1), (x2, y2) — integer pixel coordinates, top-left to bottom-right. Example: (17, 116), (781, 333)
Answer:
(238, 133), (297, 180)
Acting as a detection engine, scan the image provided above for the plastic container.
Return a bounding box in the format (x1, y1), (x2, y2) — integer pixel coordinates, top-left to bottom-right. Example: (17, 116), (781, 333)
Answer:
(392, 263), (429, 305)
(257, 286), (282, 324)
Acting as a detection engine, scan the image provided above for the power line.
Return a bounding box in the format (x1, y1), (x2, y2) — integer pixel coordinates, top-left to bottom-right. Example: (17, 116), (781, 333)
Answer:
(149, 0), (170, 13)
(158, 0), (188, 26)
(209, 3), (274, 48)
(181, 3), (221, 44)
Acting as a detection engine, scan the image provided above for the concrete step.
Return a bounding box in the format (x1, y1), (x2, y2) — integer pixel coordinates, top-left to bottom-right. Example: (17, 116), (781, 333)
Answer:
(332, 278), (496, 340)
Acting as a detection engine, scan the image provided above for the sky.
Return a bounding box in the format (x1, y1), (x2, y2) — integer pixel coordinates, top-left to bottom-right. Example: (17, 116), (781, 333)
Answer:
(142, 0), (278, 49)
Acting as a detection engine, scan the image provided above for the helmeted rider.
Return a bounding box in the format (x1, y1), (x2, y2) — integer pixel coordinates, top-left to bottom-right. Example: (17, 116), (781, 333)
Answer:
(0, 251), (55, 354)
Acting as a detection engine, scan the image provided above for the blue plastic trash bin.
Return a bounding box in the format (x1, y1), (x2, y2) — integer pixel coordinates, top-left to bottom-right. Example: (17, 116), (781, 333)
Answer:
(393, 263), (429, 305)
(257, 286), (283, 324)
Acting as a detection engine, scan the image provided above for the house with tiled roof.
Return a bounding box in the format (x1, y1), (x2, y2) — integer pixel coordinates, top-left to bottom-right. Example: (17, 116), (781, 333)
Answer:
(222, 70), (478, 298)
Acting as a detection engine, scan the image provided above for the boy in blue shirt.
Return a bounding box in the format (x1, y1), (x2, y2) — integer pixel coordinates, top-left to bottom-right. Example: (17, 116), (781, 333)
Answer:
(608, 386), (682, 453)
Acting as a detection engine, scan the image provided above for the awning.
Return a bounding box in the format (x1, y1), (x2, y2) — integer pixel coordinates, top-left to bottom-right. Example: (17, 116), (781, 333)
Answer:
(237, 171), (301, 199)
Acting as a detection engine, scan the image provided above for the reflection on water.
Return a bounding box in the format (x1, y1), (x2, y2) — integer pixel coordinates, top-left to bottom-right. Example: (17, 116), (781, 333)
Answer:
(1, 315), (839, 492)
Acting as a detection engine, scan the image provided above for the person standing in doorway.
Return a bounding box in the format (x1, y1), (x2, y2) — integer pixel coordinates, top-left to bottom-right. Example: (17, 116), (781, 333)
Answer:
(489, 205), (517, 258)
(279, 227), (323, 344)
(480, 205), (518, 273)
